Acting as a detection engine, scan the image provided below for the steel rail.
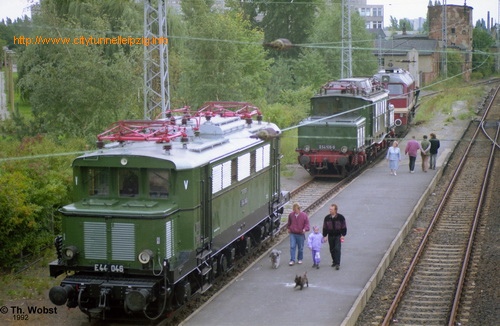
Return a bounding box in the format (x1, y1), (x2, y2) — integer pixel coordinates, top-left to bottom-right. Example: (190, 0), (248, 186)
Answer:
(448, 112), (500, 326)
(381, 84), (500, 326)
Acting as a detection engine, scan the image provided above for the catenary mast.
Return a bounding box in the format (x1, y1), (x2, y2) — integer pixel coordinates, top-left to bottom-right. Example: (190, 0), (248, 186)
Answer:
(341, 0), (353, 78)
(143, 0), (170, 119)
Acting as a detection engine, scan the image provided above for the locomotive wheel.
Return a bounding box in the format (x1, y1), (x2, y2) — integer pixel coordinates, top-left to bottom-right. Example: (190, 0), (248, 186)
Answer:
(218, 254), (228, 276)
(245, 236), (252, 253)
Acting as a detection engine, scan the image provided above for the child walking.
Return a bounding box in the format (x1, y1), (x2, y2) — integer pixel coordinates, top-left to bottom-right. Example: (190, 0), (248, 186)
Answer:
(308, 226), (324, 269)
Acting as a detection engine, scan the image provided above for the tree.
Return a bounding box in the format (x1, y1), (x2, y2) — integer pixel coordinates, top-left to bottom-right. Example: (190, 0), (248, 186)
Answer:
(296, 3), (377, 81)
(176, 11), (272, 107)
(390, 16), (398, 30)
(399, 18), (413, 32)
(16, 0), (143, 139)
(257, 0), (319, 58)
(471, 26), (495, 77)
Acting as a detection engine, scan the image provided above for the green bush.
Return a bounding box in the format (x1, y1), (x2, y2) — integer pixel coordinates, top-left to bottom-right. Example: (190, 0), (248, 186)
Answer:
(0, 135), (86, 270)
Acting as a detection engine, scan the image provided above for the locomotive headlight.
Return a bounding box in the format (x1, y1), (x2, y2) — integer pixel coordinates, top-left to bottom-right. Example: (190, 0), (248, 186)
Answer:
(138, 249), (154, 264)
(304, 145), (310, 153)
(62, 246), (78, 261)
(341, 146), (348, 153)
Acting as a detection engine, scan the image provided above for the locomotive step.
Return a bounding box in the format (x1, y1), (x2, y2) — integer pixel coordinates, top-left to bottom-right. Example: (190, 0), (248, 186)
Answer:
(200, 283), (212, 293)
(200, 265), (212, 276)
(196, 249), (212, 260)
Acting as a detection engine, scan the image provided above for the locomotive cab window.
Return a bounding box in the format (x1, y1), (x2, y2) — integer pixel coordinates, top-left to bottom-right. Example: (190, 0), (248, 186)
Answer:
(119, 169), (139, 197)
(148, 169), (170, 198)
(387, 84), (404, 95)
(86, 168), (110, 197)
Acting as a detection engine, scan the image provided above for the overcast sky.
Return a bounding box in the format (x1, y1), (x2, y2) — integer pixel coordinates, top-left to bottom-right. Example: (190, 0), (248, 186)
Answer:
(0, 0), (498, 27)
(370, 0), (497, 26)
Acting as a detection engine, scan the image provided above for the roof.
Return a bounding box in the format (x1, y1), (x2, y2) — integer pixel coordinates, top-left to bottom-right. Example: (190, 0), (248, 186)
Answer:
(374, 37), (439, 56)
(75, 105), (281, 171)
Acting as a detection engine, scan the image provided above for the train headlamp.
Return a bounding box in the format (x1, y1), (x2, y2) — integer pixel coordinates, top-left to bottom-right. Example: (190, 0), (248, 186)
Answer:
(304, 145), (310, 153)
(341, 146), (348, 154)
(62, 246), (78, 261)
(138, 249), (154, 264)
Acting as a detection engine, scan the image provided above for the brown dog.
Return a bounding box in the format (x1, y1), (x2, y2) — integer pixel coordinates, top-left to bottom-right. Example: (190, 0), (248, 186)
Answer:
(294, 272), (308, 290)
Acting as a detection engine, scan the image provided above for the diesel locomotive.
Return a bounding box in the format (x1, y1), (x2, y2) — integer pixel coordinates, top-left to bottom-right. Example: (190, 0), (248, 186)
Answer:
(296, 77), (394, 177)
(373, 68), (419, 135)
(48, 101), (289, 321)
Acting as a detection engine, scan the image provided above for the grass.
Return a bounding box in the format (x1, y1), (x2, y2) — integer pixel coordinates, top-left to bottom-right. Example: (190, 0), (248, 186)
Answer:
(0, 249), (60, 306)
(280, 128), (299, 177)
(414, 78), (488, 124)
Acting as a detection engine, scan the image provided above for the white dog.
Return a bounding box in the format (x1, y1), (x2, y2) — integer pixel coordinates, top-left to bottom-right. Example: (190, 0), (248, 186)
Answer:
(269, 249), (282, 269)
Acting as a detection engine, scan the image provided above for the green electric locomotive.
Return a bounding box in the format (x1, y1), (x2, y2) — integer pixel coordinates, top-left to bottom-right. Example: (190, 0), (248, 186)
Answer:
(48, 102), (289, 321)
(297, 77), (393, 177)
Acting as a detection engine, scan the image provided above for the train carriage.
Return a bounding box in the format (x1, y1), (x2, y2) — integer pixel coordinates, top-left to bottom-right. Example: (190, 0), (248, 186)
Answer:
(373, 68), (418, 135)
(48, 102), (289, 321)
(296, 77), (393, 177)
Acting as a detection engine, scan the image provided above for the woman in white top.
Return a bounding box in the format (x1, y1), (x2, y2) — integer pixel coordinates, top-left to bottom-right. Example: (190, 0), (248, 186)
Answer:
(386, 141), (401, 176)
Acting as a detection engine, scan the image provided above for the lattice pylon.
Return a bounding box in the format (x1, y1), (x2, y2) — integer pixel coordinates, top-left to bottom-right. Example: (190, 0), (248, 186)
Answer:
(144, 0), (170, 119)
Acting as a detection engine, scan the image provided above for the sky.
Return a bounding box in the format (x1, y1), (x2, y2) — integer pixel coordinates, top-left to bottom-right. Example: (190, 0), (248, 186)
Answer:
(0, 0), (34, 22)
(0, 0), (498, 27)
(370, 0), (498, 27)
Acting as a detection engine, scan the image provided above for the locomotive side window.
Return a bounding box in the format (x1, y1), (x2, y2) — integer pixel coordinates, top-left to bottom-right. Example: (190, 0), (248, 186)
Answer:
(119, 169), (139, 197)
(148, 169), (170, 198)
(87, 168), (110, 197)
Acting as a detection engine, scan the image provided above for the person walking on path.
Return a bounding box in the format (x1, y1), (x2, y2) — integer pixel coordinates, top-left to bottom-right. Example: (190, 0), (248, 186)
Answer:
(287, 202), (310, 266)
(386, 141), (401, 175)
(420, 135), (431, 172)
(405, 135), (421, 173)
(322, 204), (347, 270)
(429, 133), (440, 170)
(308, 226), (324, 269)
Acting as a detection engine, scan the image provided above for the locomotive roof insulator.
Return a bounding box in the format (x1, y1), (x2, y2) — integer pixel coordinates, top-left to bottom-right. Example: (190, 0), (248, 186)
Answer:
(246, 118), (253, 127)
(257, 115), (263, 124)
(96, 140), (104, 149)
(181, 137), (189, 149)
(170, 116), (176, 125)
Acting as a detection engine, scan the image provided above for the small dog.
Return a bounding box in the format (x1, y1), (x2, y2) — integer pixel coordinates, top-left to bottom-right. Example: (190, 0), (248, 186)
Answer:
(269, 249), (281, 269)
(294, 272), (309, 290)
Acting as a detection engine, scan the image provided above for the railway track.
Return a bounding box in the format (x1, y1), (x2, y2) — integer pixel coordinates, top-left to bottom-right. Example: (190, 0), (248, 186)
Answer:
(380, 85), (500, 326)
(287, 154), (386, 216)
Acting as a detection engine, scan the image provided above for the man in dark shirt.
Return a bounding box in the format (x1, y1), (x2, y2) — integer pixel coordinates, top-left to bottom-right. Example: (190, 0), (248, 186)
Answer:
(322, 204), (347, 270)
(429, 133), (441, 170)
